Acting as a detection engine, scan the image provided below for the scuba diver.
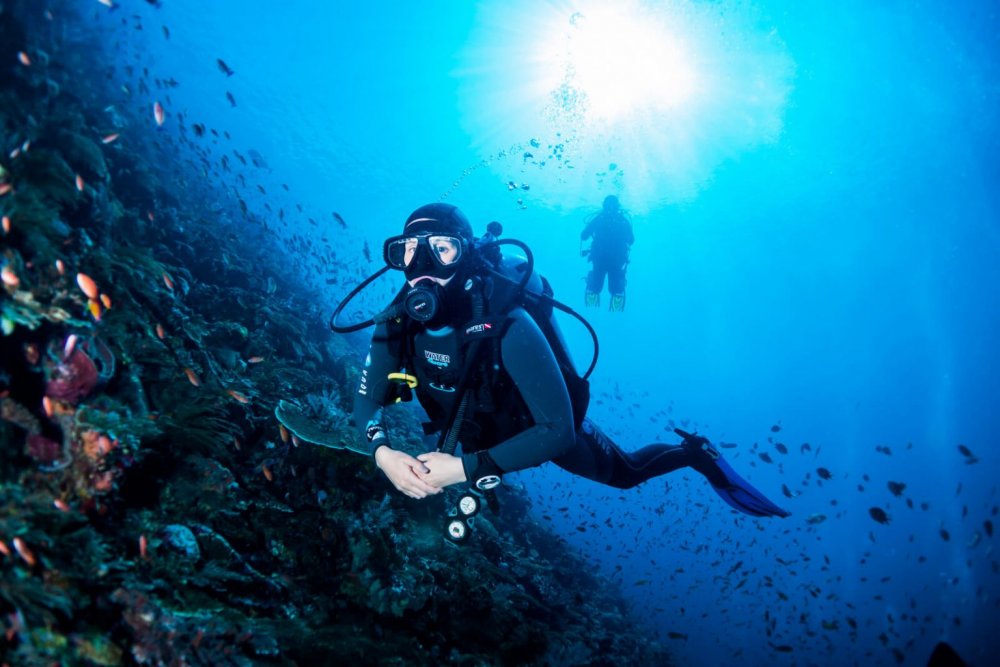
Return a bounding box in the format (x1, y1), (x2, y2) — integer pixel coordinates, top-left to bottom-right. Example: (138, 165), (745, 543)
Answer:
(282, 203), (787, 540)
(581, 195), (634, 312)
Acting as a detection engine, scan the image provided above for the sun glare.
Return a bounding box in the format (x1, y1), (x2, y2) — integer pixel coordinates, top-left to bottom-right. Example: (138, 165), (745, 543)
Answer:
(557, 8), (697, 121)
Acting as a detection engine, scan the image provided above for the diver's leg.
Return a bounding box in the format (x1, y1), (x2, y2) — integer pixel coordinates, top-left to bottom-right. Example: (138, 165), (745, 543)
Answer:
(608, 264), (626, 311)
(585, 264), (605, 306)
(555, 421), (790, 517)
(554, 419), (691, 489)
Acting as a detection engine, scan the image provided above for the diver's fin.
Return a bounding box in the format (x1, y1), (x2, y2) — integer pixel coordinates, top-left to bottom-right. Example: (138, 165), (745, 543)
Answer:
(675, 427), (790, 518)
(609, 293), (625, 312)
(707, 457), (791, 518)
(274, 400), (369, 456)
(585, 291), (600, 307)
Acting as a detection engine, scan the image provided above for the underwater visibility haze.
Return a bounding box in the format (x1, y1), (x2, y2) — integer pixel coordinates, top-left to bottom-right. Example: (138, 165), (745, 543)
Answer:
(1, 0), (998, 664)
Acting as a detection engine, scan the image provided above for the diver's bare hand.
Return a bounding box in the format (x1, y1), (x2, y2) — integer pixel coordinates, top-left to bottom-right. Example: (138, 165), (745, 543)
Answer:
(374, 446), (443, 499)
(416, 451), (468, 488)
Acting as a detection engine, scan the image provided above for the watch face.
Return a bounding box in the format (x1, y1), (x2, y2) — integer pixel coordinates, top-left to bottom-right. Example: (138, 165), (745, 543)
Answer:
(475, 475), (502, 491)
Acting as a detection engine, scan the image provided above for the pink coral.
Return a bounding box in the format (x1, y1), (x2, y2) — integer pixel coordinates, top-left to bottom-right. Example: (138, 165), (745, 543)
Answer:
(45, 346), (99, 403)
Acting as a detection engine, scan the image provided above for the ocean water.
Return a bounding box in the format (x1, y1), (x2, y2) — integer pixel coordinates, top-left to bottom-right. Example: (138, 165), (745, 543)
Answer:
(7, 0), (999, 664)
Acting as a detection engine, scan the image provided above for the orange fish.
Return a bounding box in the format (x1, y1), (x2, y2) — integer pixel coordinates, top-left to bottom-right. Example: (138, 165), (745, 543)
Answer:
(247, 356), (265, 364)
(17, 52), (30, 66)
(64, 333), (78, 359)
(278, 423), (290, 443)
(88, 299), (102, 321)
(55, 259), (65, 275)
(42, 396), (54, 417)
(262, 463), (273, 482)
(155, 324), (166, 339)
(1, 266), (18, 287)
(139, 534), (148, 559)
(75, 174), (85, 192)
(227, 389), (250, 404)
(162, 273), (174, 290)
(0, 540), (10, 557)
(2, 215), (10, 234)
(154, 101), (165, 127)
(0, 183), (12, 196)
(53, 499), (70, 512)
(12, 537), (36, 567)
(101, 133), (120, 144)
(183, 368), (201, 387)
(100, 293), (112, 309)
(76, 272), (99, 299)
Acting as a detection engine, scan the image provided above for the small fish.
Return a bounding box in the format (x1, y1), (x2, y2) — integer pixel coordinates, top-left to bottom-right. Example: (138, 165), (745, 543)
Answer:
(279, 423), (290, 443)
(771, 645), (793, 653)
(957, 444), (978, 463)
(183, 367), (201, 387)
(1, 265), (19, 287)
(667, 632), (688, 640)
(774, 443), (788, 454)
(333, 212), (347, 228)
(0, 183), (13, 196)
(98, 0), (113, 7)
(155, 324), (166, 339)
(217, 58), (235, 76)
(806, 514), (827, 525)
(226, 91), (237, 107)
(75, 174), (85, 192)
(887, 481), (906, 497)
(816, 467), (833, 480)
(633, 579), (651, 586)
(227, 389), (250, 404)
(247, 356), (264, 364)
(139, 534), (148, 559)
(42, 396), (54, 417)
(154, 101), (165, 126)
(2, 215), (10, 234)
(162, 272), (174, 290)
(233, 437), (242, 451)
(868, 507), (891, 525)
(770, 424), (781, 433)
(262, 463), (273, 482)
(12, 537), (36, 567)
(76, 272), (99, 299)
(64, 334), (78, 359)
(53, 499), (70, 512)
(17, 52), (31, 66)
(0, 540), (9, 557)
(100, 293), (112, 309)
(101, 133), (120, 144)
(88, 300), (102, 321)
(939, 528), (950, 542)
(55, 259), (65, 275)
(758, 452), (773, 464)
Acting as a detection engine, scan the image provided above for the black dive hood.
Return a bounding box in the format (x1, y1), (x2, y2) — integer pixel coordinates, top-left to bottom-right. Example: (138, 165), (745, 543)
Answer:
(328, 221), (600, 379)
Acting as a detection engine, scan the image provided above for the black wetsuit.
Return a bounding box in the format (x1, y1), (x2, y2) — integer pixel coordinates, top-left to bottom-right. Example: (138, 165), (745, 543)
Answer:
(352, 305), (703, 489)
(582, 210), (634, 297)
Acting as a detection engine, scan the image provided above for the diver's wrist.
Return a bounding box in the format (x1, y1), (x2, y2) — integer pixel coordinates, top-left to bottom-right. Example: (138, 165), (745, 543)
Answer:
(373, 444), (392, 467)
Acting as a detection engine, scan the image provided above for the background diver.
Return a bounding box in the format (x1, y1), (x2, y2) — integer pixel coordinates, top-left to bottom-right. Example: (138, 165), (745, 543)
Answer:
(282, 203), (788, 527)
(581, 195), (634, 312)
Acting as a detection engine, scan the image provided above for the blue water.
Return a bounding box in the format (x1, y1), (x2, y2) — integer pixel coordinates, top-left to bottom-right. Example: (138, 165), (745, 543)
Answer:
(87, 0), (998, 663)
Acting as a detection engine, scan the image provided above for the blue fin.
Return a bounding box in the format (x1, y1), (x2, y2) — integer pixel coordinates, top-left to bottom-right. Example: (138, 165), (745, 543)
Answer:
(708, 457), (791, 518)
